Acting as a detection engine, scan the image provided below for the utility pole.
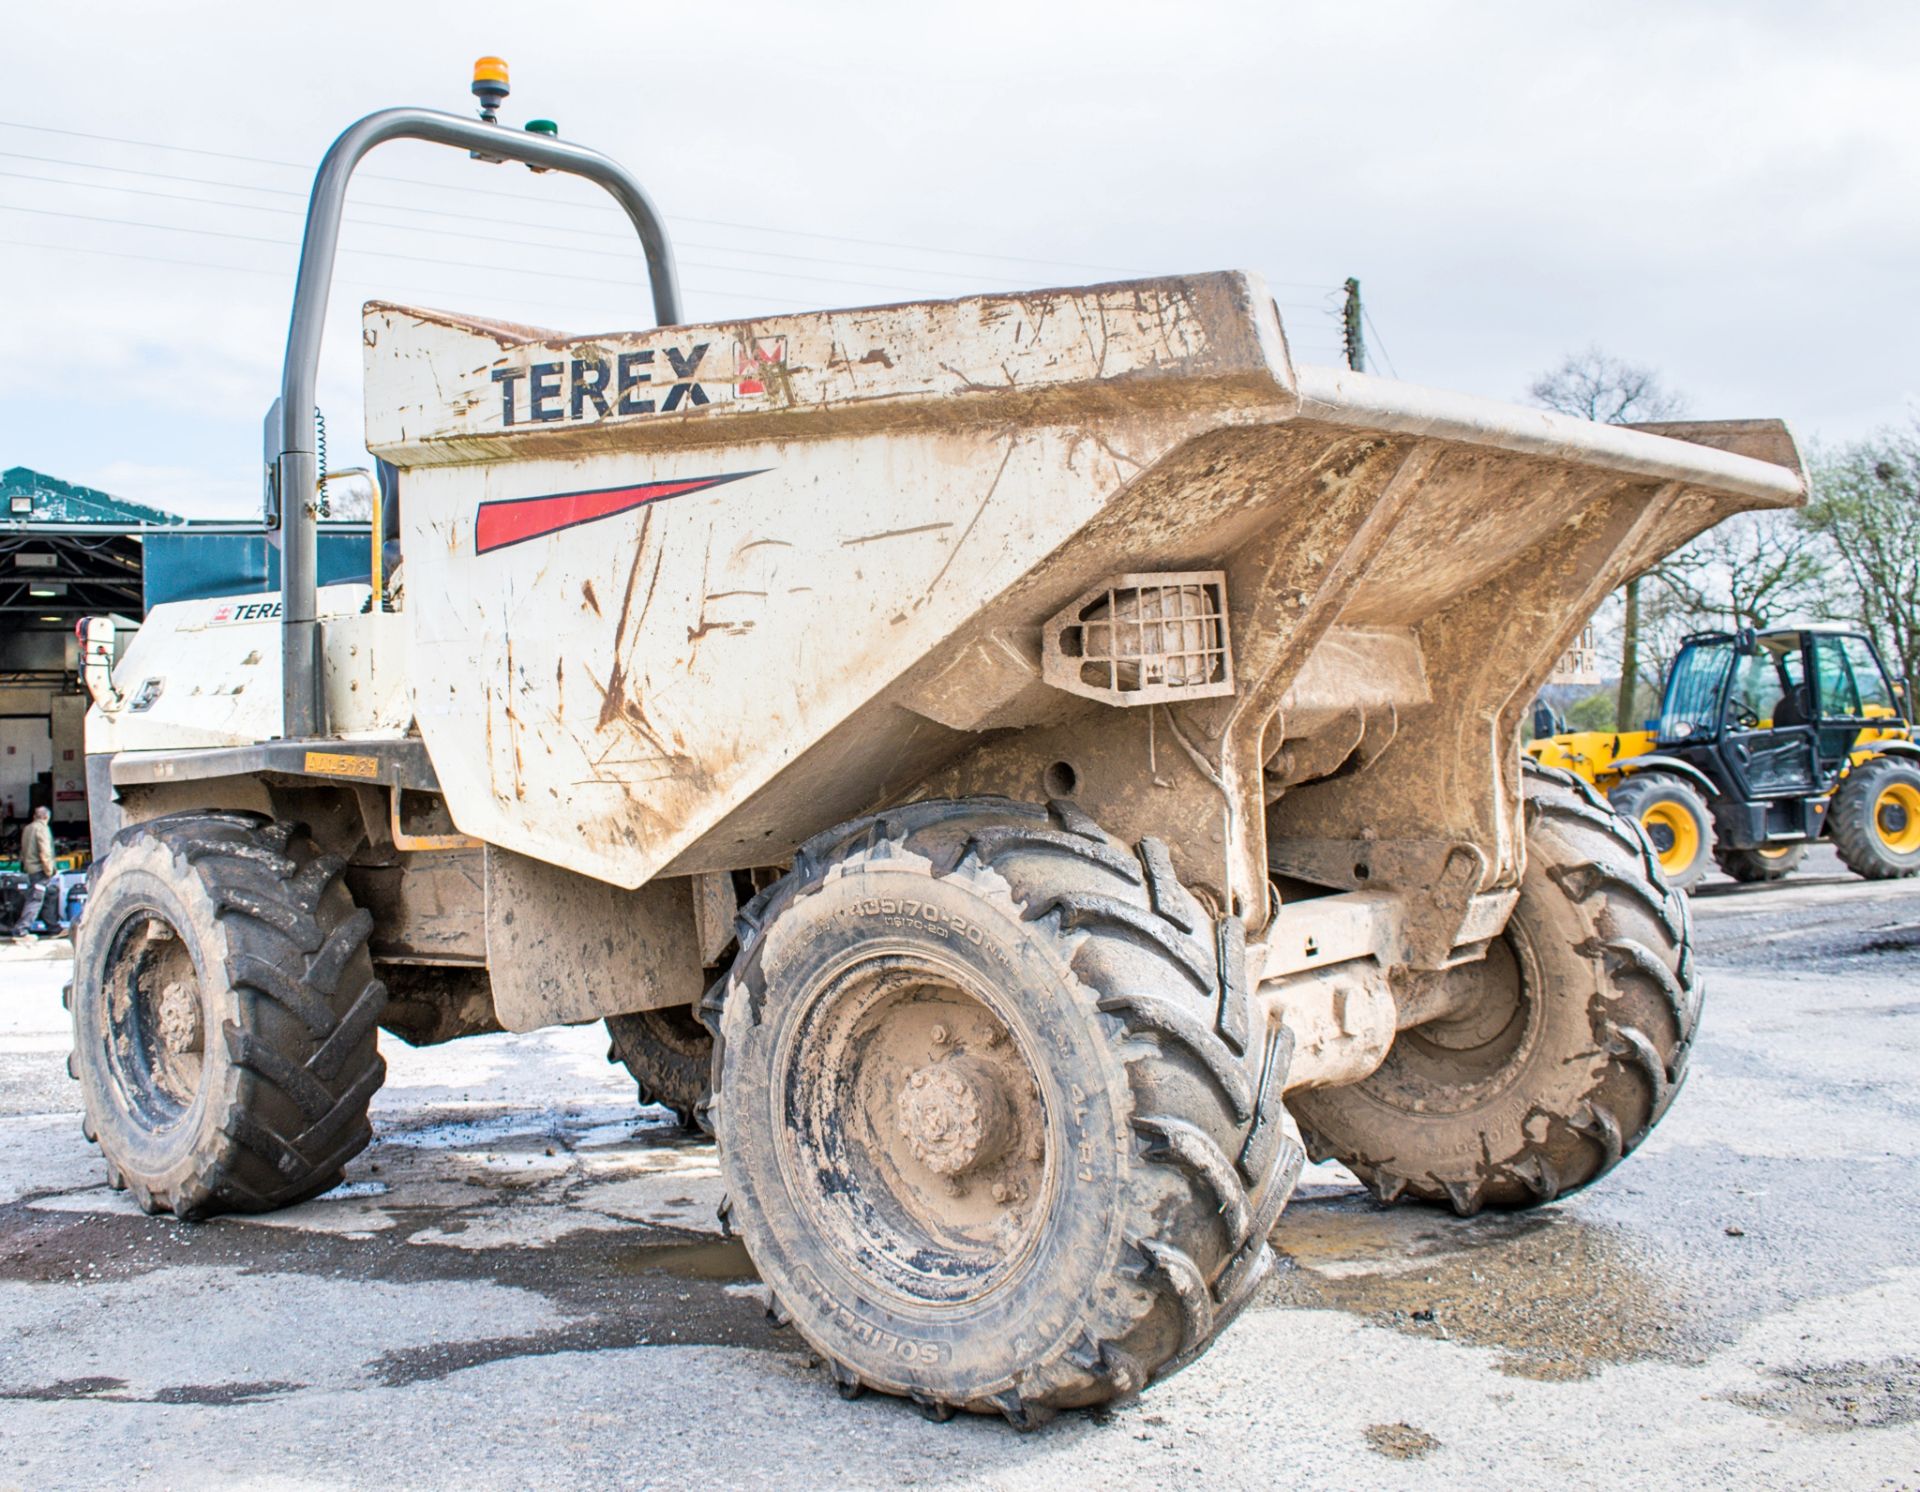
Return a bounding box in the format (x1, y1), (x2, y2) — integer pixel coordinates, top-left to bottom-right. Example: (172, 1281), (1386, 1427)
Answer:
(1616, 577), (1641, 730)
(1342, 278), (1366, 372)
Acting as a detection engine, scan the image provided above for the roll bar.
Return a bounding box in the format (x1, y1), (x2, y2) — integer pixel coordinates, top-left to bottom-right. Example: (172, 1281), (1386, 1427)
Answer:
(271, 107), (681, 739)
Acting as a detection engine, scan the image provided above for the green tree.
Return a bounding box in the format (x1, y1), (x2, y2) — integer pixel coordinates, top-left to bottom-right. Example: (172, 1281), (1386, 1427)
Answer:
(1805, 422), (1920, 691)
(1566, 691), (1620, 731)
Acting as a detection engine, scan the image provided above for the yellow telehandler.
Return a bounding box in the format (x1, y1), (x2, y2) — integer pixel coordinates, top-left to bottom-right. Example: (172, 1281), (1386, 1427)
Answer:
(1529, 626), (1918, 889)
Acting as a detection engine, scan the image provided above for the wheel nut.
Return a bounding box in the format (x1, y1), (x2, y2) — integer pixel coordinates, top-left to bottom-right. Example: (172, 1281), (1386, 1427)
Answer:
(991, 1182), (1009, 1203)
(930, 1024), (949, 1046)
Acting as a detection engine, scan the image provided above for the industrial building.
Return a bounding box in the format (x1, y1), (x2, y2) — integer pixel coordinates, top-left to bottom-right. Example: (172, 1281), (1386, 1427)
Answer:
(0, 466), (369, 856)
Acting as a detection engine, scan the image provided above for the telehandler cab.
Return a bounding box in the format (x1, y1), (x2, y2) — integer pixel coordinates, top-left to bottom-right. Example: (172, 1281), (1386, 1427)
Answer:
(67, 64), (1807, 1422)
(1530, 627), (1919, 890)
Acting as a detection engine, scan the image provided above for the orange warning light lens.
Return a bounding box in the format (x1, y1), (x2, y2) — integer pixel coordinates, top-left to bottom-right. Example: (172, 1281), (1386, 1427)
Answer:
(472, 56), (510, 87)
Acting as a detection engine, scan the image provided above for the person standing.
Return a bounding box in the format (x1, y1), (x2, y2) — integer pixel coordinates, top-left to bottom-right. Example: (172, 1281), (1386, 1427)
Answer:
(9, 807), (57, 940)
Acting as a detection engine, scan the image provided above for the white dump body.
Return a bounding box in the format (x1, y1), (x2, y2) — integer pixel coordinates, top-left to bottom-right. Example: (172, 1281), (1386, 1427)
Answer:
(89, 270), (1803, 930)
(344, 272), (1799, 894)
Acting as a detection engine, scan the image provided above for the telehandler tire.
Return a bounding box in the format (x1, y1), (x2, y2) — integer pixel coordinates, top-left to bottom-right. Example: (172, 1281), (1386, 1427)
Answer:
(707, 798), (1301, 1425)
(605, 1005), (713, 1128)
(1829, 755), (1920, 880)
(1288, 762), (1699, 1216)
(1714, 842), (1806, 883)
(68, 812), (388, 1219)
(1607, 770), (1714, 891)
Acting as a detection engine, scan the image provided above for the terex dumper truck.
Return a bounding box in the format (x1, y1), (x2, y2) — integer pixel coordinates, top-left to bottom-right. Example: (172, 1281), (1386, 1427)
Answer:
(68, 76), (1807, 1423)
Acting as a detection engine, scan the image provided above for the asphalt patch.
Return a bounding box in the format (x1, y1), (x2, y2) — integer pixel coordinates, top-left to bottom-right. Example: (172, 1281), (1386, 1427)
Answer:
(1728, 1357), (1920, 1433)
(0, 1376), (302, 1406)
(1262, 1192), (1705, 1380)
(0, 1190), (782, 1394)
(1365, 1422), (1440, 1460)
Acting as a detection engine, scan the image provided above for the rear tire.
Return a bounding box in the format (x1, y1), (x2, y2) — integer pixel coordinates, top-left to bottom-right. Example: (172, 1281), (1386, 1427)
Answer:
(69, 813), (387, 1219)
(605, 1005), (713, 1128)
(1829, 755), (1920, 880)
(708, 798), (1300, 1424)
(1288, 762), (1699, 1215)
(1606, 771), (1715, 892)
(1714, 842), (1806, 883)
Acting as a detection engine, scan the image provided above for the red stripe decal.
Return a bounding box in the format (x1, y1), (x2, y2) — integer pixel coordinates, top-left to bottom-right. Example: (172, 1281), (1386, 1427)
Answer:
(474, 471), (761, 554)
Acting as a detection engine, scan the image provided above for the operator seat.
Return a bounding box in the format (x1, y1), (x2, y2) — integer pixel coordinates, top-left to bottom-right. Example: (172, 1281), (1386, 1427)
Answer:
(1773, 683), (1812, 728)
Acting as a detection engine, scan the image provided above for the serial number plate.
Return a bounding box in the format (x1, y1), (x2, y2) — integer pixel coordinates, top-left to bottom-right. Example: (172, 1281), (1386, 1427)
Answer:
(303, 751), (380, 780)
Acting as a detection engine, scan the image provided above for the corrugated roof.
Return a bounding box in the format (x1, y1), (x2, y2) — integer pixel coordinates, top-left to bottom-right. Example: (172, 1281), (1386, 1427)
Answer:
(1, 467), (183, 526)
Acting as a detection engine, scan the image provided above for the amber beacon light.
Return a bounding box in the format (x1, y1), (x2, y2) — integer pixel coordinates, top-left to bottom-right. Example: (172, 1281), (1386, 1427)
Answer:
(472, 56), (510, 122)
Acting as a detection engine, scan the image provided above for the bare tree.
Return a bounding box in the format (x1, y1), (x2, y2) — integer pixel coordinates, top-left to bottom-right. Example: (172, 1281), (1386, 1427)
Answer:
(317, 473), (375, 522)
(1805, 421), (1920, 691)
(1528, 347), (1691, 426)
(1648, 511), (1829, 631)
(1528, 348), (1689, 729)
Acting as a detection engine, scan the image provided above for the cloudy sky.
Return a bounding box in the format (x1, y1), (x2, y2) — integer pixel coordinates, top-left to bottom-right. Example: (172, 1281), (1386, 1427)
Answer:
(4, 2), (1916, 519)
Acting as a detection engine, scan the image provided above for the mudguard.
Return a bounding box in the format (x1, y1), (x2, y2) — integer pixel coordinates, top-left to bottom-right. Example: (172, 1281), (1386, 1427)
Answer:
(1610, 754), (1719, 799)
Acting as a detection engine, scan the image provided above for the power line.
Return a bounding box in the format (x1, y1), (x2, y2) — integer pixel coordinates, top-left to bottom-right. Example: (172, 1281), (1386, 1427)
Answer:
(0, 151), (1109, 291)
(0, 117), (1157, 279)
(0, 178), (1359, 317)
(0, 126), (1358, 317)
(0, 178), (982, 298)
(1362, 306), (1400, 380)
(0, 236), (815, 333)
(0, 200), (1009, 303)
(0, 166), (1044, 297)
(0, 121), (1356, 341)
(0, 231), (820, 309)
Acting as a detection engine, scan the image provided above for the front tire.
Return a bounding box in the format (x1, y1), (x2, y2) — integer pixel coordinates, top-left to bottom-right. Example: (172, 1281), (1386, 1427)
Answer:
(69, 813), (387, 1219)
(1607, 771), (1715, 891)
(708, 798), (1300, 1424)
(1714, 842), (1806, 883)
(1288, 763), (1699, 1216)
(1830, 755), (1920, 880)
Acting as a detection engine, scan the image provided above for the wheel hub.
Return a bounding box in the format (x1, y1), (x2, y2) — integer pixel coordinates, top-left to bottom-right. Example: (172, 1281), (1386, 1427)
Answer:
(778, 952), (1053, 1304)
(1638, 802), (1696, 870)
(104, 914), (208, 1122)
(153, 967), (203, 1057)
(1877, 782), (1919, 851)
(896, 1056), (1014, 1177)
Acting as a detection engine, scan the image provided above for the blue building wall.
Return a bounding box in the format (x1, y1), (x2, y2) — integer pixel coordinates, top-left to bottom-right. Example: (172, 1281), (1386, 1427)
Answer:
(142, 530), (373, 610)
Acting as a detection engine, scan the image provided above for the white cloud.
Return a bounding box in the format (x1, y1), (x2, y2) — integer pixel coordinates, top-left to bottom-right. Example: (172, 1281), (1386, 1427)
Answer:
(5, 0), (1918, 512)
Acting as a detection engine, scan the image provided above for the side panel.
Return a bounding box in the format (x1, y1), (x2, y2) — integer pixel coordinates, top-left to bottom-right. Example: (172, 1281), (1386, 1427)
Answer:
(87, 586), (409, 755)
(482, 846), (702, 1030)
(401, 425), (1179, 888)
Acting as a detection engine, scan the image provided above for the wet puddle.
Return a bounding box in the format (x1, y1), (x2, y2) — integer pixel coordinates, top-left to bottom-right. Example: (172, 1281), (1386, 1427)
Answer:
(612, 1236), (756, 1282)
(1263, 1192), (1700, 1380)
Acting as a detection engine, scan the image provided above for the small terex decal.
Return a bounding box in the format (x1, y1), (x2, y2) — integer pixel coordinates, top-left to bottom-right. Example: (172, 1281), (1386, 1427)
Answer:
(474, 472), (763, 555)
(209, 599), (282, 625)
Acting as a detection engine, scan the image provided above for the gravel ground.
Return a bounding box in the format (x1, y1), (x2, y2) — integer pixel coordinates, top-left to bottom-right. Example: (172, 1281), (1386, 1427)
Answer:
(1, 849), (1916, 1490)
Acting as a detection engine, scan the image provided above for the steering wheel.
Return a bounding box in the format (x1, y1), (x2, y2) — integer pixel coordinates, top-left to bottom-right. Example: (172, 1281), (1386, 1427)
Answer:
(1731, 701), (1761, 729)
